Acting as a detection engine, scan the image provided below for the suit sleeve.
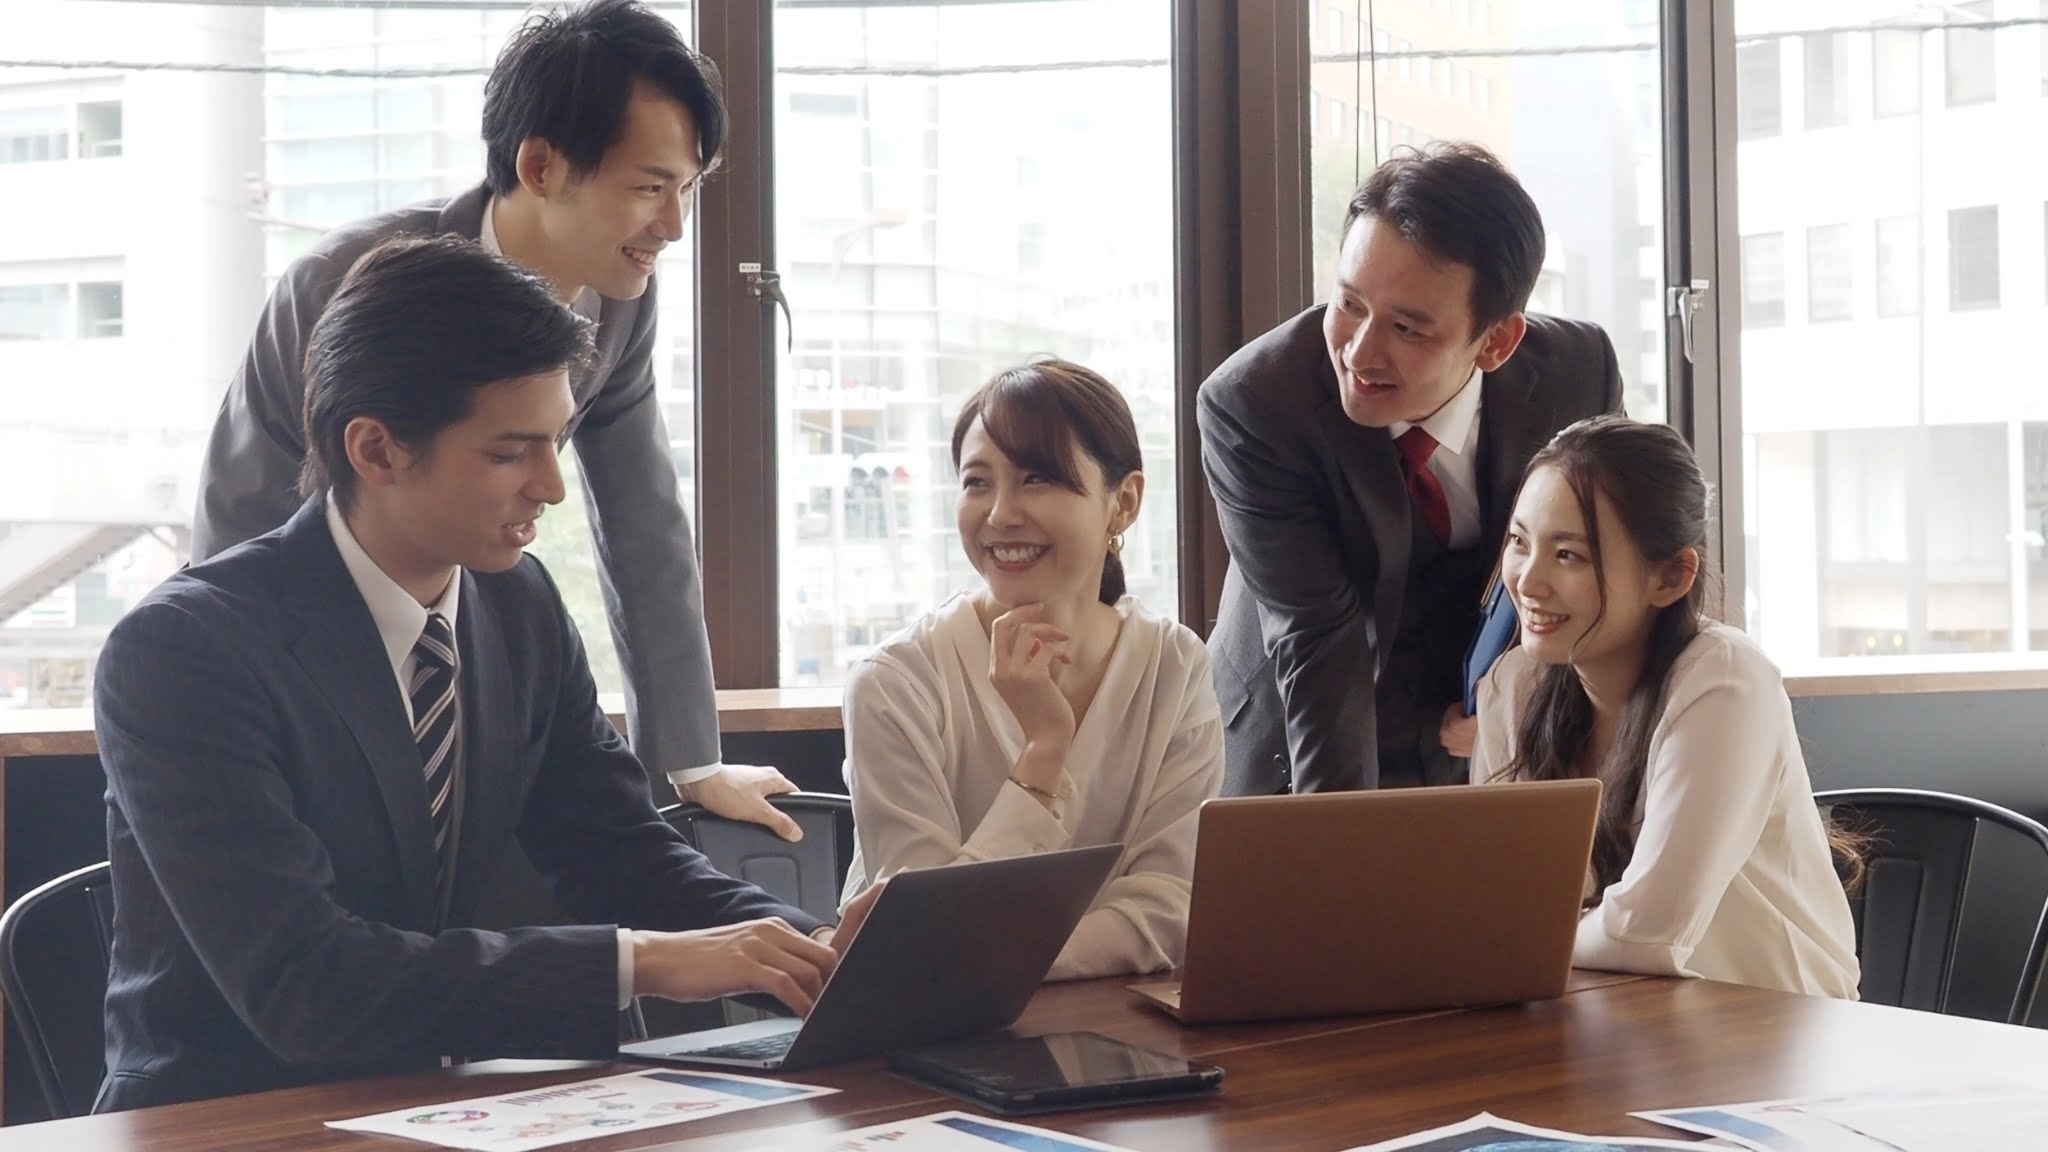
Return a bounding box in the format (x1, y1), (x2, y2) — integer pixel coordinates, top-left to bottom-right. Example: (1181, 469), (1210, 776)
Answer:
(191, 254), (343, 561)
(519, 563), (824, 937)
(1596, 325), (1626, 414)
(1198, 374), (1381, 792)
(570, 274), (724, 779)
(95, 602), (622, 1067)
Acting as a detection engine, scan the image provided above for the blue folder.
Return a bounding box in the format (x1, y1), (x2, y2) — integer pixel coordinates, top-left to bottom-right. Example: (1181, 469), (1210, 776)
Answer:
(1462, 579), (1517, 716)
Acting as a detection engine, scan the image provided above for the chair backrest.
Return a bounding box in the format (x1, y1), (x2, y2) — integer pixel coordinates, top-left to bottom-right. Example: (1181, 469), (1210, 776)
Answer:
(662, 792), (854, 924)
(1816, 788), (2048, 1025)
(0, 862), (114, 1120)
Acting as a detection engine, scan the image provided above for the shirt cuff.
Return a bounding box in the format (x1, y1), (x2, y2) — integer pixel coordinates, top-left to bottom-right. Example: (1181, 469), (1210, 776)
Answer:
(667, 762), (724, 789)
(617, 928), (635, 1011)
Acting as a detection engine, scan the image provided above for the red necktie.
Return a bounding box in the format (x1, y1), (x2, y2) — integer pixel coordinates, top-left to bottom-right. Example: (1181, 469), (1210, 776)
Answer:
(1396, 427), (1453, 547)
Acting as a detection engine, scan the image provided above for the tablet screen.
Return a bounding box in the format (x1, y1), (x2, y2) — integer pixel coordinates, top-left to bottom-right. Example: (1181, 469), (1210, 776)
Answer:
(895, 1030), (1214, 1095)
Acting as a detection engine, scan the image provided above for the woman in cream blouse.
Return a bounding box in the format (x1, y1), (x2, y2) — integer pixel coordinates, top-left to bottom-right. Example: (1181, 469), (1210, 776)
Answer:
(1474, 415), (1860, 1000)
(839, 358), (1223, 981)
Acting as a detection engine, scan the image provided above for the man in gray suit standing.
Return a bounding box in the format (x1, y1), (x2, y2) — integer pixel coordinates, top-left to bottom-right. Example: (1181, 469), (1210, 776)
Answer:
(194, 0), (798, 836)
(1199, 143), (1623, 798)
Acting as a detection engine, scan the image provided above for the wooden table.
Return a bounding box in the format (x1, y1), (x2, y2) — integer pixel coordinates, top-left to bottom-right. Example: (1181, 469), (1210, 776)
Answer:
(6, 972), (2046, 1150)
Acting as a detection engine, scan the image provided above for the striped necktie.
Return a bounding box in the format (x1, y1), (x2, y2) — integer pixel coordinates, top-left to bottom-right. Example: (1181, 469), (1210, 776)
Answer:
(410, 612), (459, 887)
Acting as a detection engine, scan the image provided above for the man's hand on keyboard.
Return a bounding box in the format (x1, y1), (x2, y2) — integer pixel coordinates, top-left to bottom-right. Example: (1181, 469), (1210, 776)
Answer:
(629, 918), (837, 1016)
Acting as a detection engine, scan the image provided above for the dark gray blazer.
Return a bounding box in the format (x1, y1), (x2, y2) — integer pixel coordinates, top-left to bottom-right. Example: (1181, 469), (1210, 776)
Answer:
(1198, 307), (1623, 796)
(93, 500), (820, 1113)
(191, 184), (719, 777)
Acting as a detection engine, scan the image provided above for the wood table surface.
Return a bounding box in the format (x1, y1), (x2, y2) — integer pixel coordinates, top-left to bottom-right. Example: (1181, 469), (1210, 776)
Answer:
(6, 972), (2045, 1151)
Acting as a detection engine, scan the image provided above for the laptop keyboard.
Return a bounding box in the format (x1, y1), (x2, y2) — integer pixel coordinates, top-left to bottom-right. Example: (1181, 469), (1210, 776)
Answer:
(673, 1032), (797, 1061)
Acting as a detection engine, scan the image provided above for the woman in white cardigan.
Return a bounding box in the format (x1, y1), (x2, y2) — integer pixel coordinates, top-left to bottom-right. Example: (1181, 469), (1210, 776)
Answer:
(1473, 416), (1860, 1000)
(839, 358), (1223, 981)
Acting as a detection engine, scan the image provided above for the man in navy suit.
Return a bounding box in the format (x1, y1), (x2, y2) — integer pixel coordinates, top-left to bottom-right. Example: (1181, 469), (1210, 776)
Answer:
(93, 236), (878, 1112)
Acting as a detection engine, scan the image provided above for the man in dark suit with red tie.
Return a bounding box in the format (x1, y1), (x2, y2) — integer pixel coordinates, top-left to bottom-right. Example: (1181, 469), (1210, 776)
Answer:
(1199, 142), (1623, 797)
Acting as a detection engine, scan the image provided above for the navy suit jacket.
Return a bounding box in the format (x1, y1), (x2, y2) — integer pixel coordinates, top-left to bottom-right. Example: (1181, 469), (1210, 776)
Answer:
(92, 501), (820, 1112)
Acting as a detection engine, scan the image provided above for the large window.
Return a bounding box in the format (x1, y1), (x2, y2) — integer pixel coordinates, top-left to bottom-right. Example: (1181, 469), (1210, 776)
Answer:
(1737, 1), (2048, 667)
(1742, 233), (1786, 328)
(0, 2), (694, 707)
(1737, 38), (1783, 140)
(1944, 0), (1997, 107)
(1309, 2), (1670, 421)
(1948, 205), (2001, 310)
(11, 0), (2048, 713)
(1875, 215), (1919, 317)
(0, 106), (70, 165)
(1806, 224), (1853, 323)
(1803, 33), (1848, 130)
(771, 1), (1175, 685)
(2027, 424), (2048, 650)
(1872, 28), (1921, 119)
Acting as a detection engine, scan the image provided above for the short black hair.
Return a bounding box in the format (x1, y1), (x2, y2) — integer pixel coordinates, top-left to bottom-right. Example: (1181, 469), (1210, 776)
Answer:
(1343, 141), (1546, 337)
(482, 0), (725, 197)
(299, 235), (596, 510)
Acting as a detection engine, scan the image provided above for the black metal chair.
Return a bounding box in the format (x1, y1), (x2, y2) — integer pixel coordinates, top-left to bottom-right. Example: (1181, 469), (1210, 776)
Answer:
(662, 791), (855, 924)
(1816, 788), (2048, 1025)
(626, 792), (855, 1038)
(0, 862), (114, 1120)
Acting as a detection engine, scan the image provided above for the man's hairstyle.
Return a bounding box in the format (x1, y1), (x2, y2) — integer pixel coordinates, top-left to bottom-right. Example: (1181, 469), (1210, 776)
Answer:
(298, 235), (596, 509)
(482, 0), (726, 196)
(1343, 141), (1546, 337)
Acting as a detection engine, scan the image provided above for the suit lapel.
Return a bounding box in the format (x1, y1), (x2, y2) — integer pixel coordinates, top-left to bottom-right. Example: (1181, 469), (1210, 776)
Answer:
(447, 577), (520, 920)
(1321, 406), (1411, 675)
(1478, 354), (1549, 555)
(275, 502), (438, 924)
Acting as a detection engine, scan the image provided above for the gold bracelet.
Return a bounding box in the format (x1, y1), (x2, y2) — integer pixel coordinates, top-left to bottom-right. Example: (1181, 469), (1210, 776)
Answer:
(1010, 775), (1071, 803)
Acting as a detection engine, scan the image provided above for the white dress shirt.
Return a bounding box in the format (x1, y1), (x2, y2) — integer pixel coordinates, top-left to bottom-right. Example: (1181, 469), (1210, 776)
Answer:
(839, 593), (1224, 980)
(324, 497), (635, 1008)
(1388, 364), (1484, 549)
(325, 496), (461, 722)
(1472, 622), (1861, 1000)
(478, 200), (720, 790)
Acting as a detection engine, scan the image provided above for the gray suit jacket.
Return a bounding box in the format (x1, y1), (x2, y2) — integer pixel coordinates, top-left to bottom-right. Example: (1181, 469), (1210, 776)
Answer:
(1198, 307), (1623, 797)
(94, 500), (821, 1113)
(192, 185), (719, 776)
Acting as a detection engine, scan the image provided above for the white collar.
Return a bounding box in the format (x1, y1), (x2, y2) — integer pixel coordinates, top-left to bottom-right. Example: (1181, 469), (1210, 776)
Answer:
(479, 194), (506, 256)
(325, 494), (461, 676)
(1389, 363), (1484, 457)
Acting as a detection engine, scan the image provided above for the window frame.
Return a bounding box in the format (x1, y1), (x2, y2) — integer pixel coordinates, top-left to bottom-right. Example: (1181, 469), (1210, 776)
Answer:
(688, 0), (1294, 684)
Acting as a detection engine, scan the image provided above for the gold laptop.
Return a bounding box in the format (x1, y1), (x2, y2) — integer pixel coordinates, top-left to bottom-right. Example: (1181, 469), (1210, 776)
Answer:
(1129, 778), (1601, 1024)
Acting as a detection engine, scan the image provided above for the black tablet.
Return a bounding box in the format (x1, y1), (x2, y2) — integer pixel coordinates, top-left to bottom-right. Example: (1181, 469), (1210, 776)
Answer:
(887, 1031), (1224, 1115)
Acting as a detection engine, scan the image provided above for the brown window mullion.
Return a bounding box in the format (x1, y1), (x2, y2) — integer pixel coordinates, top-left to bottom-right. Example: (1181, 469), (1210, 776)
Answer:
(694, 0), (780, 689)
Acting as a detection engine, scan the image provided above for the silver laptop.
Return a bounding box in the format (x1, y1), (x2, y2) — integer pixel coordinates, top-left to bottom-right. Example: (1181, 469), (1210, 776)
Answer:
(621, 843), (1121, 1071)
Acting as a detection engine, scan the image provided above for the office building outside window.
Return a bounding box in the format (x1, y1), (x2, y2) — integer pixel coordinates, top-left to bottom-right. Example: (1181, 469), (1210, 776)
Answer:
(770, 1), (1177, 685)
(1308, 0), (1670, 421)
(1737, 0), (2048, 667)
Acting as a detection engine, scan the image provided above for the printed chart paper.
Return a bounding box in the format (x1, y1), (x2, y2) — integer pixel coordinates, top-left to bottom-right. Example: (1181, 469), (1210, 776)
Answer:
(738, 1110), (1144, 1151)
(1635, 1084), (2048, 1152)
(325, 1067), (835, 1151)
(1338, 1112), (1716, 1151)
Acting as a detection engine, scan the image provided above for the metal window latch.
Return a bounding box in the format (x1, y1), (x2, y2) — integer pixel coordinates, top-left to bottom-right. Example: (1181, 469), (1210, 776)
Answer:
(739, 262), (793, 352)
(1667, 279), (1709, 365)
